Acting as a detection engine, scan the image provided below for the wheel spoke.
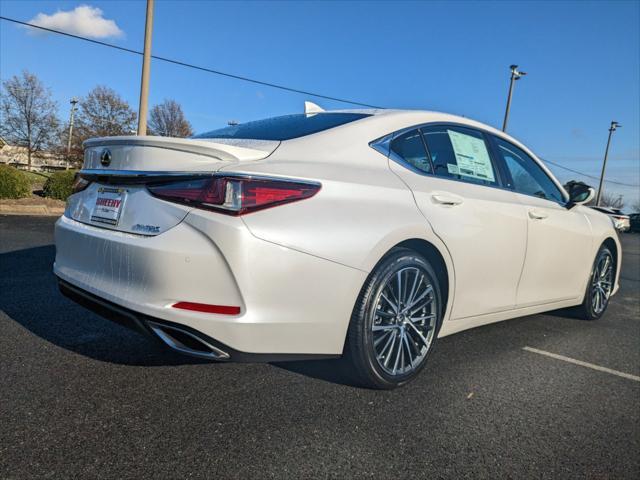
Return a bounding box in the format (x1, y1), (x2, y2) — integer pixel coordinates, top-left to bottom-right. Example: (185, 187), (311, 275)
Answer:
(600, 256), (610, 278)
(372, 323), (398, 332)
(598, 290), (604, 310)
(380, 291), (398, 314)
(409, 298), (433, 316)
(402, 285), (433, 314)
(375, 309), (395, 319)
(408, 313), (436, 324)
(397, 271), (404, 309)
(392, 331), (403, 374)
(406, 321), (430, 348)
(406, 271), (421, 308)
(594, 289), (601, 312)
(374, 329), (393, 347)
(402, 330), (415, 368)
(399, 333), (406, 371)
(382, 331), (397, 367)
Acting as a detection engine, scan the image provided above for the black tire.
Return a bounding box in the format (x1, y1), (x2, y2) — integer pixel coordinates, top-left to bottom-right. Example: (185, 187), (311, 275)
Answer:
(344, 248), (443, 389)
(571, 245), (615, 320)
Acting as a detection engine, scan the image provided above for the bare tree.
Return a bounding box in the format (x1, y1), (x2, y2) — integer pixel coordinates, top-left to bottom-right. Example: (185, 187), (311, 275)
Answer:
(76, 86), (137, 140)
(630, 198), (640, 213)
(597, 192), (625, 210)
(0, 70), (59, 170)
(148, 99), (193, 138)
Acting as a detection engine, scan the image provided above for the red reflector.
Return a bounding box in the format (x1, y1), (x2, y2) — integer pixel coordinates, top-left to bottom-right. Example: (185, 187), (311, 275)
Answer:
(172, 301), (241, 315)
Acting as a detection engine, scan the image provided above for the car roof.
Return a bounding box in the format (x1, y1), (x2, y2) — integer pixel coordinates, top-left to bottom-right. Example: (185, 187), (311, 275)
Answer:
(326, 108), (536, 153)
(305, 108), (568, 198)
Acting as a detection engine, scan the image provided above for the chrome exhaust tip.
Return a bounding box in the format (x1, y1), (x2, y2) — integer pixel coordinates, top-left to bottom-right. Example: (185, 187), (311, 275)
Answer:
(147, 321), (230, 360)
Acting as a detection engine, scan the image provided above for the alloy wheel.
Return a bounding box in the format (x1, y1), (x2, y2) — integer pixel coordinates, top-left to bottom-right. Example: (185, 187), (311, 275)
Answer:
(591, 251), (613, 315)
(371, 266), (437, 376)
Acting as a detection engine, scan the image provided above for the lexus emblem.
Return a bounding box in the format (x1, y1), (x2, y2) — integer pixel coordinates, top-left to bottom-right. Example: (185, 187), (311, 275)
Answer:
(100, 148), (112, 167)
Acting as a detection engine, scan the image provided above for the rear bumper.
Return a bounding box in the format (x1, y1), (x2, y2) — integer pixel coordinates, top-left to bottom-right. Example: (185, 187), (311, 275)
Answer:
(54, 213), (367, 357)
(57, 279), (338, 362)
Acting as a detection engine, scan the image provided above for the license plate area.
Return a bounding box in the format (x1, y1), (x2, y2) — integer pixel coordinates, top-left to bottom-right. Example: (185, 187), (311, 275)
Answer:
(91, 187), (126, 226)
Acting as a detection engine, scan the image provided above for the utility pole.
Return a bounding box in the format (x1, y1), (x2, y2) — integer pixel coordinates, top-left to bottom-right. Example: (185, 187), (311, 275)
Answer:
(137, 0), (154, 136)
(596, 121), (621, 206)
(502, 64), (527, 132)
(66, 97), (78, 170)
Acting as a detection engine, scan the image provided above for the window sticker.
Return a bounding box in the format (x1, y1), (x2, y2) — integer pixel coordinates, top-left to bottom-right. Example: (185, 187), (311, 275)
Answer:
(447, 130), (496, 182)
(447, 163), (460, 175)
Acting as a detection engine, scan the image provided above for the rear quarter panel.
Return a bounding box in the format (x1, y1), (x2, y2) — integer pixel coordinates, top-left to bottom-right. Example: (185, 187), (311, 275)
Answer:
(220, 136), (456, 325)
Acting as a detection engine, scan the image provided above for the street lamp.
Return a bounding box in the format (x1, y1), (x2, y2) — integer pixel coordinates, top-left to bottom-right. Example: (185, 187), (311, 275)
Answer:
(137, 0), (155, 135)
(502, 64), (527, 132)
(596, 121), (622, 206)
(66, 97), (79, 170)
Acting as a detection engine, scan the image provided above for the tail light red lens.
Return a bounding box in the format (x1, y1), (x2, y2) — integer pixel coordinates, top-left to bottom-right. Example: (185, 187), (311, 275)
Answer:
(72, 174), (91, 194)
(147, 175), (320, 215)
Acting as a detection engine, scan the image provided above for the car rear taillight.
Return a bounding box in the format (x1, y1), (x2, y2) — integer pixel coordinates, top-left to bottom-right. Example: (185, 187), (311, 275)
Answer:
(72, 174), (91, 194)
(147, 175), (320, 215)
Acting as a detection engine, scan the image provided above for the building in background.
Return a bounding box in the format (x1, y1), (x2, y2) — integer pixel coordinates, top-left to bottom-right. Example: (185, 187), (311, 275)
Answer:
(0, 136), (68, 171)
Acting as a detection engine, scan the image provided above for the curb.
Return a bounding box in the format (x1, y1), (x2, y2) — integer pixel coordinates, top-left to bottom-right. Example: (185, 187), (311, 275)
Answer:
(0, 205), (65, 216)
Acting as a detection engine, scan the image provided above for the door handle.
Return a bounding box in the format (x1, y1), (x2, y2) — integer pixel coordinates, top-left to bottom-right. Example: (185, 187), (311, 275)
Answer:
(431, 192), (464, 206)
(528, 209), (548, 220)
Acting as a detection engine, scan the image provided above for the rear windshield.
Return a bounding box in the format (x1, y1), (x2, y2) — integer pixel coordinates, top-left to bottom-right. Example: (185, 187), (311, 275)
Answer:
(193, 112), (371, 141)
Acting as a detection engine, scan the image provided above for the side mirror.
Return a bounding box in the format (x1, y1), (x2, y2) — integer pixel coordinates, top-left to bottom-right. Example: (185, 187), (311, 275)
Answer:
(564, 181), (595, 208)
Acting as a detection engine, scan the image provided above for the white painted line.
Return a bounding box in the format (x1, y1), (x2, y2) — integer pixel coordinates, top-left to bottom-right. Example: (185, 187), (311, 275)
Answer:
(523, 346), (640, 382)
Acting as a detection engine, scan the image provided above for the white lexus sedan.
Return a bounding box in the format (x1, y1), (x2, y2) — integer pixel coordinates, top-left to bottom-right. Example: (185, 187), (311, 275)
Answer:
(54, 108), (621, 389)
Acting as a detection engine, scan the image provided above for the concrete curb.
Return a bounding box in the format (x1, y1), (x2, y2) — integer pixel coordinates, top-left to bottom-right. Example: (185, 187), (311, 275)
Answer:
(0, 204), (65, 216)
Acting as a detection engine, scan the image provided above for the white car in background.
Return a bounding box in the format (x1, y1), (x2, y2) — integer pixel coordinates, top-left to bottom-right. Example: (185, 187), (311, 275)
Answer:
(590, 206), (631, 232)
(54, 107), (621, 389)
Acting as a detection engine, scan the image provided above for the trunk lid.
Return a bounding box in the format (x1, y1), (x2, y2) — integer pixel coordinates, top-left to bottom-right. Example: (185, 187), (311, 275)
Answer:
(69, 136), (279, 235)
(83, 136), (279, 171)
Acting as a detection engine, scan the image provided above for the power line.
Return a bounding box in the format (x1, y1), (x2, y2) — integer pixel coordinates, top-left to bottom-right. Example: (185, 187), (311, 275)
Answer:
(2, 16), (637, 188)
(542, 158), (639, 188)
(0, 16), (384, 109)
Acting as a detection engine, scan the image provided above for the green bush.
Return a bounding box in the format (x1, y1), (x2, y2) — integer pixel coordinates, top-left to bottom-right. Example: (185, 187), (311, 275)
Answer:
(22, 170), (51, 187)
(0, 165), (32, 199)
(43, 170), (77, 200)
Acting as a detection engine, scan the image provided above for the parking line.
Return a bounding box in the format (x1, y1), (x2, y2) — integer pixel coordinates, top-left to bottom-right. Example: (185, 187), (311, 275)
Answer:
(523, 346), (640, 382)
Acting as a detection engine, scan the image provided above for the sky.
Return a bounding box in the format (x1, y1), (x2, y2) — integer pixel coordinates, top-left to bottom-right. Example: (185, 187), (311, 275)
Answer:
(1, 0), (639, 207)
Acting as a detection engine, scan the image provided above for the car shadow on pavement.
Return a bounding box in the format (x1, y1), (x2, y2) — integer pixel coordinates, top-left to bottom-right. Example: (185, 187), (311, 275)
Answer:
(0, 245), (206, 367)
(271, 358), (358, 387)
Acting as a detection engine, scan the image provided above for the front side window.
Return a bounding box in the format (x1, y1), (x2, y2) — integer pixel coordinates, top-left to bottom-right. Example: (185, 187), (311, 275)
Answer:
(492, 137), (565, 203)
(421, 126), (498, 186)
(389, 129), (432, 173)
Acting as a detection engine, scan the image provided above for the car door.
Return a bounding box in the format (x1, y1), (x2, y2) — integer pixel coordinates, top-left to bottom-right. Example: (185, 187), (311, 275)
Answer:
(386, 124), (528, 320)
(489, 135), (594, 307)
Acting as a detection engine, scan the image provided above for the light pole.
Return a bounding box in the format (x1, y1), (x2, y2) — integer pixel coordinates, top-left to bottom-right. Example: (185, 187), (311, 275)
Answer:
(596, 121), (622, 206)
(502, 64), (527, 132)
(137, 0), (154, 136)
(66, 97), (78, 170)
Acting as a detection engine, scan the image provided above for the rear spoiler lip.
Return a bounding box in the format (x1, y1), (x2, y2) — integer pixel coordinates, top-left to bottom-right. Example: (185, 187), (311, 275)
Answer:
(78, 169), (216, 184)
(83, 135), (279, 162)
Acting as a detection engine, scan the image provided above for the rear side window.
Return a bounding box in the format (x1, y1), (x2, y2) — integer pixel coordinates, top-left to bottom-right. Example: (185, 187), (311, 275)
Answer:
(421, 126), (498, 186)
(389, 129), (432, 173)
(193, 113), (371, 141)
(492, 137), (565, 203)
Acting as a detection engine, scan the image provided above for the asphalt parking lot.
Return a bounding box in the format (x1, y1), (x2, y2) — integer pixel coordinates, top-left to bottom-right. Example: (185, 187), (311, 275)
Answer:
(1, 215), (638, 479)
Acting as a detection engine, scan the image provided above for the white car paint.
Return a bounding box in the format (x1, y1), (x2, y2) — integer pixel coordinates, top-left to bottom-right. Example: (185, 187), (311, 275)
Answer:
(54, 109), (622, 360)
